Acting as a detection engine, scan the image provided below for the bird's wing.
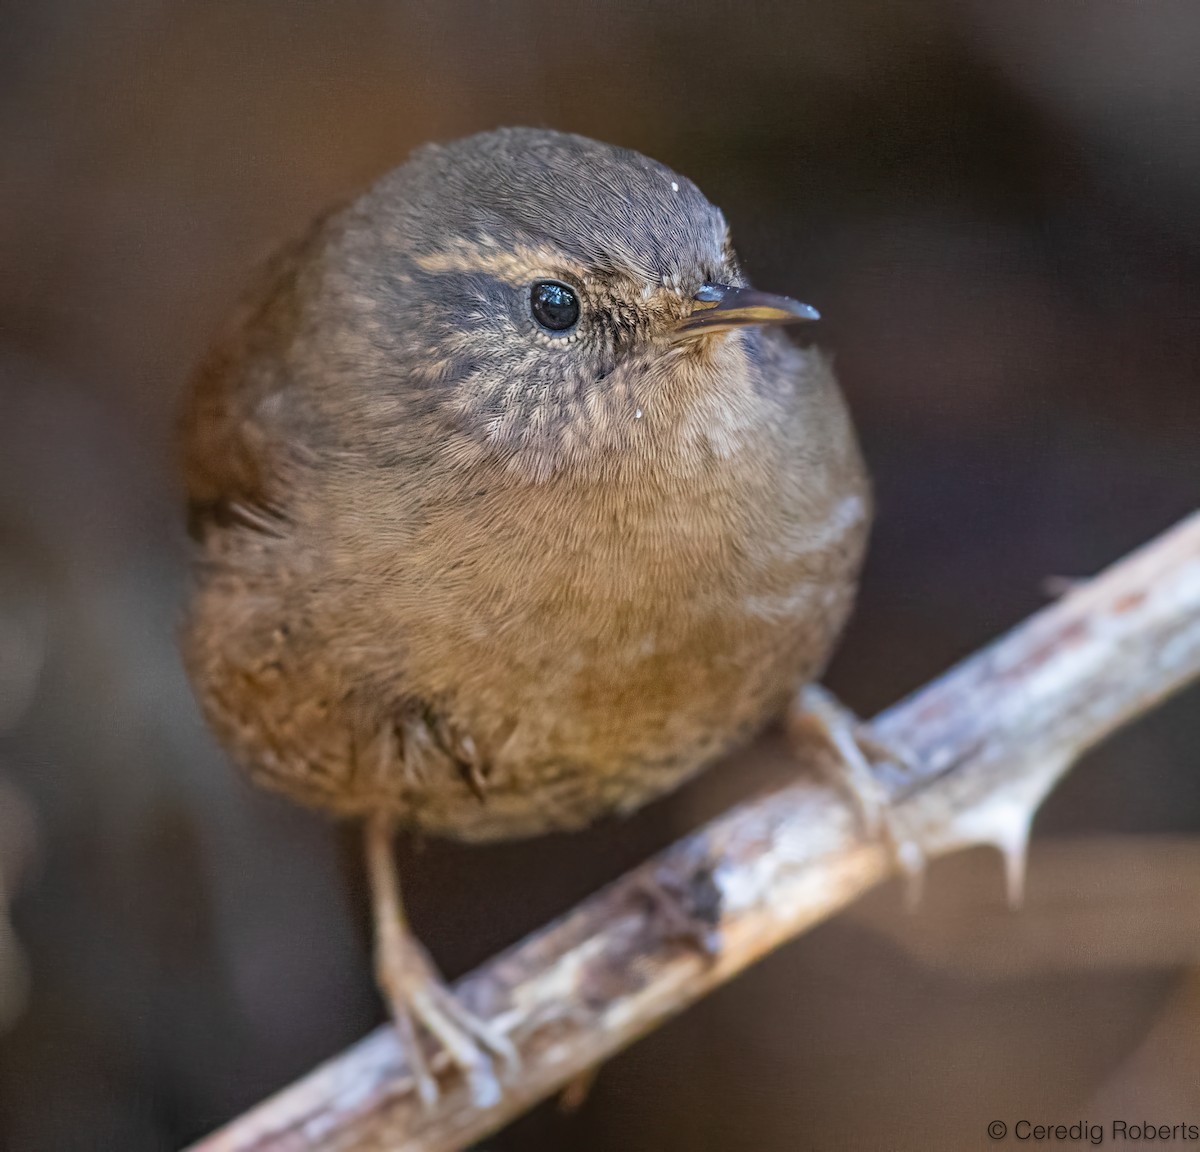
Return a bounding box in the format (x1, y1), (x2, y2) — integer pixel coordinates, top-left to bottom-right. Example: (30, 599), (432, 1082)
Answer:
(180, 218), (329, 540)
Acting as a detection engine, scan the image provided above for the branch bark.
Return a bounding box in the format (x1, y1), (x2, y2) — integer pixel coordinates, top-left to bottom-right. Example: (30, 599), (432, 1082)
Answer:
(191, 512), (1200, 1152)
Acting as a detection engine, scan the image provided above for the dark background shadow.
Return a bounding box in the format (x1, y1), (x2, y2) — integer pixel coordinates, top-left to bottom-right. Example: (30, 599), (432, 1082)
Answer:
(0, 2), (1197, 1148)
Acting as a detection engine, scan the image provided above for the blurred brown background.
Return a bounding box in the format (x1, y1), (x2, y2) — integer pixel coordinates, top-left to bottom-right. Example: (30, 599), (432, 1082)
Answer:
(1, 2), (1198, 1149)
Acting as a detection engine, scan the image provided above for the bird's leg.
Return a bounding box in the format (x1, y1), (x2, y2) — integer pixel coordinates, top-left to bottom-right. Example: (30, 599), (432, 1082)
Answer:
(364, 814), (519, 1108)
(787, 684), (926, 897)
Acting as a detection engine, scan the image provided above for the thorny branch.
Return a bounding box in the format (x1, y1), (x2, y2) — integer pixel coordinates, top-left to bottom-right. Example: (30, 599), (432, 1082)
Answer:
(191, 511), (1200, 1152)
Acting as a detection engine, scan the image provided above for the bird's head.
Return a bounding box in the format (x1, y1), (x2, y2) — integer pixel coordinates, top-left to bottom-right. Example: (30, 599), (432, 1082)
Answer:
(317, 128), (818, 482)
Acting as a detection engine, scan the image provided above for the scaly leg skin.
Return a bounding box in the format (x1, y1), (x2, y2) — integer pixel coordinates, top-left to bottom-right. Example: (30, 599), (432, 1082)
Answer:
(364, 814), (519, 1109)
(787, 683), (927, 901)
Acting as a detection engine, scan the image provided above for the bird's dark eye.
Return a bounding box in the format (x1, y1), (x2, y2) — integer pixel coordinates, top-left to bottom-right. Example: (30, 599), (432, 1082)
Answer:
(530, 280), (580, 333)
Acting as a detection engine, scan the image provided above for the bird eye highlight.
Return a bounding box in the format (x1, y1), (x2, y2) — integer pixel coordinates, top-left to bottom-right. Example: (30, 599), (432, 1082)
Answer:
(530, 280), (580, 333)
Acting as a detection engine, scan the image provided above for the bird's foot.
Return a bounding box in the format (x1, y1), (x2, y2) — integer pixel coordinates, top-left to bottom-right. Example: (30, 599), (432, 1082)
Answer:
(788, 683), (926, 902)
(376, 929), (519, 1109)
(631, 857), (724, 957)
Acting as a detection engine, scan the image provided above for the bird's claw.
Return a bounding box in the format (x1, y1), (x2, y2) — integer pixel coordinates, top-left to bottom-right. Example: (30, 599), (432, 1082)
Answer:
(377, 932), (518, 1109)
(631, 860), (724, 958)
(789, 683), (927, 903)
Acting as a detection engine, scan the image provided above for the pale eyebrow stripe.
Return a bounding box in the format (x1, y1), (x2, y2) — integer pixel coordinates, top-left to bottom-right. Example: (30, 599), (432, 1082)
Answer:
(412, 237), (587, 284)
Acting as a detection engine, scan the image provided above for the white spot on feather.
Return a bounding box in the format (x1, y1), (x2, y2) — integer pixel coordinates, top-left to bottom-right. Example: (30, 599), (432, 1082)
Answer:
(671, 181), (680, 192)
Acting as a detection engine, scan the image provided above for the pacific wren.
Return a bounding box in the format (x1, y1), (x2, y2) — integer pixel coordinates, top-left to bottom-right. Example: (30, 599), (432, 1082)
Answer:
(180, 127), (878, 1105)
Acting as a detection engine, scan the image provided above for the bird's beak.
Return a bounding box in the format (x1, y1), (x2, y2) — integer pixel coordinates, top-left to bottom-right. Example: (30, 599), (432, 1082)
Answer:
(674, 283), (820, 340)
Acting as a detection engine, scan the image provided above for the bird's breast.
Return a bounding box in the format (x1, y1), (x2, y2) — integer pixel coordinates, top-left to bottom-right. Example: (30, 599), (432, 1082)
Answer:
(352, 447), (867, 826)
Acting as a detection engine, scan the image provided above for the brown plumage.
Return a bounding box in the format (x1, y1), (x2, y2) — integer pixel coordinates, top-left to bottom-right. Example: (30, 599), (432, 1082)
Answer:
(179, 127), (871, 1104)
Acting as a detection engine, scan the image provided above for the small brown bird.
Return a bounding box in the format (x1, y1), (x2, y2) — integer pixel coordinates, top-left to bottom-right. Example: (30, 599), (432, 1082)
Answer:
(180, 127), (881, 1105)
